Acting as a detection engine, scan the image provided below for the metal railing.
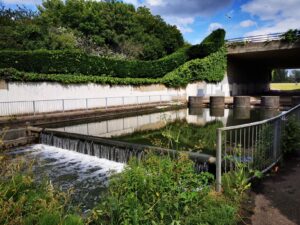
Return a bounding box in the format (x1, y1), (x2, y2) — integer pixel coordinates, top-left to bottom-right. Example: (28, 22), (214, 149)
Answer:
(0, 94), (184, 117)
(216, 104), (300, 192)
(226, 31), (300, 43)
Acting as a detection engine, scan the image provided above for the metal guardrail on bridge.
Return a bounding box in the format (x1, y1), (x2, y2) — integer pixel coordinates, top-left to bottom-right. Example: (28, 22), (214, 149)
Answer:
(0, 94), (183, 117)
(216, 104), (300, 192)
(226, 31), (300, 43)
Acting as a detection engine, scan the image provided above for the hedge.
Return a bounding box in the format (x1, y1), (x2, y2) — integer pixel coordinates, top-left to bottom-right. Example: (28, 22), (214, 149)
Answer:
(162, 47), (227, 87)
(0, 47), (226, 88)
(0, 47), (189, 78)
(187, 29), (225, 59)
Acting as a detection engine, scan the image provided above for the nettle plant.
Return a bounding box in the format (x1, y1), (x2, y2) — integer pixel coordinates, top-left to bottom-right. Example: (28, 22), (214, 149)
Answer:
(222, 146), (262, 202)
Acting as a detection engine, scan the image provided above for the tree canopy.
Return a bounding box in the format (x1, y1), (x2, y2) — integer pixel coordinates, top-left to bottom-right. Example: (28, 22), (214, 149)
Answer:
(0, 0), (184, 60)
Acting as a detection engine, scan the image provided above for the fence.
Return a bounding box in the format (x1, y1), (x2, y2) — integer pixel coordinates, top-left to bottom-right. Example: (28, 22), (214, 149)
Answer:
(216, 104), (300, 192)
(226, 31), (300, 43)
(0, 94), (184, 117)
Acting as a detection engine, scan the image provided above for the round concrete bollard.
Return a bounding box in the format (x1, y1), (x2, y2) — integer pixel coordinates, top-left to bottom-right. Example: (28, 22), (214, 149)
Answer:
(210, 107), (224, 117)
(292, 96), (300, 106)
(233, 107), (250, 120)
(210, 96), (225, 108)
(261, 96), (280, 109)
(188, 96), (203, 107)
(188, 107), (204, 116)
(233, 96), (250, 108)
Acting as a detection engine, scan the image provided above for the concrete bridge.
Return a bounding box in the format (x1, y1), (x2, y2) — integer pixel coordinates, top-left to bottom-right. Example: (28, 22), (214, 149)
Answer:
(225, 32), (300, 96)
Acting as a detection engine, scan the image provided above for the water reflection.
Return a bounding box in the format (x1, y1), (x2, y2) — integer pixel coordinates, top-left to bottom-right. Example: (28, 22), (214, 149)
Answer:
(51, 107), (280, 139)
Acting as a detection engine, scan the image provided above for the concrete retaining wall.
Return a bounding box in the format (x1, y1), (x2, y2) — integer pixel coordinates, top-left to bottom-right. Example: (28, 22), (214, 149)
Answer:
(0, 78), (232, 116)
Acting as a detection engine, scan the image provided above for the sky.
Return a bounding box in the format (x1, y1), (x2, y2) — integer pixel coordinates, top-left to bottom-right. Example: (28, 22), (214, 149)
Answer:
(2, 0), (300, 44)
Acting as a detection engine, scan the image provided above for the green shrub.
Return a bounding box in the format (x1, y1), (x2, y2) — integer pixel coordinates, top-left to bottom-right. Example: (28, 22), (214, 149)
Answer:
(281, 29), (300, 43)
(163, 47), (226, 87)
(0, 47), (226, 87)
(89, 153), (238, 225)
(187, 29), (225, 59)
(0, 47), (189, 78)
(0, 157), (83, 225)
(282, 115), (300, 154)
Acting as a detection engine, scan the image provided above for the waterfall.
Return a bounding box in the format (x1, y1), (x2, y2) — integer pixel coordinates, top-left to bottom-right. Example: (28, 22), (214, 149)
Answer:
(40, 132), (210, 171)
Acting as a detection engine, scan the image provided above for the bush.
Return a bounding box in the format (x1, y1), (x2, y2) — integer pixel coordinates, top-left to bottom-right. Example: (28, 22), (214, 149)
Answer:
(0, 47), (189, 78)
(187, 29), (225, 59)
(0, 47), (226, 87)
(89, 154), (238, 225)
(163, 47), (226, 87)
(282, 115), (300, 154)
(0, 157), (83, 225)
(281, 29), (300, 43)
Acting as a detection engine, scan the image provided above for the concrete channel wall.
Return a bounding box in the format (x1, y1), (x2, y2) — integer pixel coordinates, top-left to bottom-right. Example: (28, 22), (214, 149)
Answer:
(0, 79), (231, 116)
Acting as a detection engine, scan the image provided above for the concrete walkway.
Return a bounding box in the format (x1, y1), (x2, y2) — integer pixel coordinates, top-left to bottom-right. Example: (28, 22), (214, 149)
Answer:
(251, 150), (300, 225)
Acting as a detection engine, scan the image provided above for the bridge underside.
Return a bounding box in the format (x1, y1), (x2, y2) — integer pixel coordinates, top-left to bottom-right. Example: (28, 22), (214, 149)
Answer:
(227, 41), (300, 96)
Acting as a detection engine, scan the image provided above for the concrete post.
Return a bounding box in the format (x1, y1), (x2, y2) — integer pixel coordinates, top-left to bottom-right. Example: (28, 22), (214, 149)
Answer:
(188, 96), (203, 107)
(233, 96), (250, 108)
(261, 96), (280, 109)
(210, 96), (225, 108)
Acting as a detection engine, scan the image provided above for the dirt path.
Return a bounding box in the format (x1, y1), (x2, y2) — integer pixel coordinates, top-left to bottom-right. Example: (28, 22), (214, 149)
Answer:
(251, 150), (300, 225)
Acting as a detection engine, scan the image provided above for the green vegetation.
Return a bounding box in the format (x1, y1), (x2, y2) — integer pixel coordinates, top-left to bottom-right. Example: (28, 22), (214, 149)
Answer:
(0, 47), (189, 78)
(0, 157), (83, 225)
(163, 47), (226, 87)
(0, 46), (226, 87)
(89, 154), (238, 225)
(187, 29), (225, 59)
(281, 29), (300, 43)
(116, 120), (223, 153)
(0, 153), (242, 225)
(0, 0), (183, 60)
(282, 116), (300, 154)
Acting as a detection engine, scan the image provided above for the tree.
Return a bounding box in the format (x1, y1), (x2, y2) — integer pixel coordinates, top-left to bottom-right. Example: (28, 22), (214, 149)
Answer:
(272, 69), (288, 83)
(291, 70), (300, 83)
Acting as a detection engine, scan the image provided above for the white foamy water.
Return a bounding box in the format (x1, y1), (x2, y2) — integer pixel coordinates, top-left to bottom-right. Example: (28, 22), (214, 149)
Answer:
(10, 144), (125, 210)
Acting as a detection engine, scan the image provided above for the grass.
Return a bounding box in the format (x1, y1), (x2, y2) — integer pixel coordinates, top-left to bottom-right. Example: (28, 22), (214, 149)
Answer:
(270, 83), (300, 91)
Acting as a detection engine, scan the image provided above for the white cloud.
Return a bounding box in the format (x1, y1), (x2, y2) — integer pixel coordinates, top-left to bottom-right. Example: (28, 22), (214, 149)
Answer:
(2, 0), (41, 4)
(241, 0), (300, 35)
(163, 16), (195, 34)
(208, 22), (223, 33)
(123, 0), (140, 7)
(239, 20), (256, 28)
(146, 0), (165, 7)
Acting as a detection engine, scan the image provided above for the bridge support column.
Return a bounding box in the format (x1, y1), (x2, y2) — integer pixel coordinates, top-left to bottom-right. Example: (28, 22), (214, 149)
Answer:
(188, 96), (203, 107)
(233, 96), (250, 108)
(261, 96), (280, 109)
(210, 96), (225, 108)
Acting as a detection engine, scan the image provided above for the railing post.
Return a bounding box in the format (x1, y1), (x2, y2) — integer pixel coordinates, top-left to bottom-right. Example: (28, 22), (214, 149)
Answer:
(122, 96), (124, 107)
(33, 101), (36, 115)
(105, 97), (108, 109)
(216, 129), (222, 192)
(62, 99), (65, 112)
(86, 98), (88, 111)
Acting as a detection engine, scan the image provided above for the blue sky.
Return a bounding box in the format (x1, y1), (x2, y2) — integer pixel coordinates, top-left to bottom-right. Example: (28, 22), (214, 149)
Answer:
(2, 0), (300, 44)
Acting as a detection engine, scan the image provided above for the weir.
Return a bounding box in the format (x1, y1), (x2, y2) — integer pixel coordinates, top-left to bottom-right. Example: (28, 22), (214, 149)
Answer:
(39, 129), (216, 172)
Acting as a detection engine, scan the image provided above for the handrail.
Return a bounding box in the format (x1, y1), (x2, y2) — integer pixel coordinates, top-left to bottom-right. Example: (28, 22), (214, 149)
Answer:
(219, 104), (300, 131)
(226, 31), (300, 43)
(215, 103), (300, 192)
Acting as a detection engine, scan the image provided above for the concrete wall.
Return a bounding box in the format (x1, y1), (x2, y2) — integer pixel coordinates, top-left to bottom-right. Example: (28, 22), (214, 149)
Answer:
(0, 80), (231, 116)
(0, 80), (231, 102)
